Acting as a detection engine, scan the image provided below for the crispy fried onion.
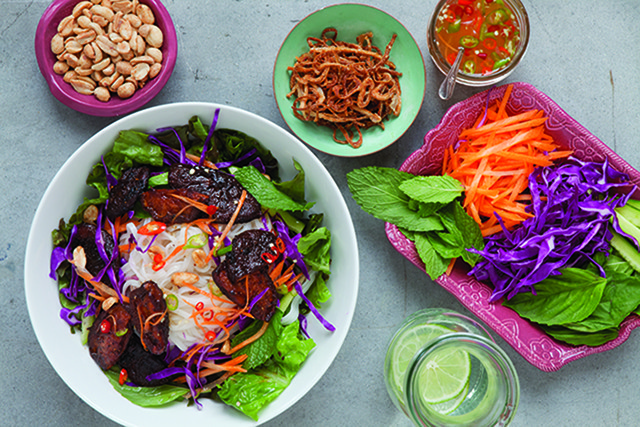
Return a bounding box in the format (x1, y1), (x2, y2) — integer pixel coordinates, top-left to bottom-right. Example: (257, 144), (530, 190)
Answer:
(286, 28), (402, 148)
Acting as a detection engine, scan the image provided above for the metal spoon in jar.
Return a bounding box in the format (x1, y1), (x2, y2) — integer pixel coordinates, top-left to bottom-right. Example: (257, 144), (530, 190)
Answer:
(438, 47), (465, 100)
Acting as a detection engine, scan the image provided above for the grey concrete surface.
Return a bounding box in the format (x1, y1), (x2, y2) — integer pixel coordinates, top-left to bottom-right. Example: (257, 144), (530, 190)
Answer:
(2, 1), (640, 426)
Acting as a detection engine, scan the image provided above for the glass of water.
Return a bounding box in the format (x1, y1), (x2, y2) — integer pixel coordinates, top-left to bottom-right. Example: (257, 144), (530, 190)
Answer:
(383, 308), (520, 426)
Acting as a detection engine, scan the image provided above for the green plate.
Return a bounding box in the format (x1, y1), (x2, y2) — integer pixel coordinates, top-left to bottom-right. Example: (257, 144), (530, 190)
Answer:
(273, 4), (426, 157)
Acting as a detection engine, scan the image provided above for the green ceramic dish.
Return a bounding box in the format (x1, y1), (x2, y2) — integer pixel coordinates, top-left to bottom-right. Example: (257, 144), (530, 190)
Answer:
(273, 4), (426, 157)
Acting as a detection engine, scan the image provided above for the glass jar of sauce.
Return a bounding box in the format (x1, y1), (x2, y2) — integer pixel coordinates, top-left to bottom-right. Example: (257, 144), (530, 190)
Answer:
(427, 0), (530, 87)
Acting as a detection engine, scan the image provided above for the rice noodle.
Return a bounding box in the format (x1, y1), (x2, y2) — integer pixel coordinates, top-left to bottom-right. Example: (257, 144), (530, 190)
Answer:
(120, 217), (272, 351)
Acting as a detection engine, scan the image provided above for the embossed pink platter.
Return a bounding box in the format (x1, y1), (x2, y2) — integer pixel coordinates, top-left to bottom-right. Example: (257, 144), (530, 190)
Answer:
(386, 82), (640, 371)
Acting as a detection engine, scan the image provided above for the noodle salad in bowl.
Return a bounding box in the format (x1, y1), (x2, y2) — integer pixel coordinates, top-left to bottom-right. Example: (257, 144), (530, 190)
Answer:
(48, 109), (336, 421)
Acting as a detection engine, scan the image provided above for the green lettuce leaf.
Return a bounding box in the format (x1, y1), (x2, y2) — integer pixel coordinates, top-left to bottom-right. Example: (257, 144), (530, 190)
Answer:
(297, 227), (331, 275)
(113, 130), (164, 167)
(273, 159), (306, 203)
(104, 369), (188, 407)
(215, 129), (279, 181)
(218, 320), (315, 420)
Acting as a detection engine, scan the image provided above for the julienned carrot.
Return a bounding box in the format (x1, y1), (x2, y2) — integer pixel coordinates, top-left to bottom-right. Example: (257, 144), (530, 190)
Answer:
(443, 84), (572, 237)
(205, 190), (247, 262)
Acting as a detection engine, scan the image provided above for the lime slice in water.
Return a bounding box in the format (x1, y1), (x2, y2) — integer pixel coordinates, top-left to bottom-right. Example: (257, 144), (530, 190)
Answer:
(389, 324), (452, 394)
(429, 381), (469, 415)
(416, 346), (471, 404)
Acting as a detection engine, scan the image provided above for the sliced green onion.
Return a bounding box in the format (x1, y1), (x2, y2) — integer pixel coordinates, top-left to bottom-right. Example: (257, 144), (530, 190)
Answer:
(166, 294), (179, 311)
(184, 233), (207, 249)
(115, 328), (129, 337)
(216, 245), (233, 256)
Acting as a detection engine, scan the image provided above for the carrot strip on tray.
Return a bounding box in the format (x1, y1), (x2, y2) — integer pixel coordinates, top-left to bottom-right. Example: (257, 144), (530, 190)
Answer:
(443, 84), (572, 237)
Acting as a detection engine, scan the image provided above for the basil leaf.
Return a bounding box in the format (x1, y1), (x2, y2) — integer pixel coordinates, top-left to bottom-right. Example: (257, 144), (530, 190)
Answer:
(503, 268), (607, 325)
(564, 272), (640, 332)
(541, 325), (620, 347)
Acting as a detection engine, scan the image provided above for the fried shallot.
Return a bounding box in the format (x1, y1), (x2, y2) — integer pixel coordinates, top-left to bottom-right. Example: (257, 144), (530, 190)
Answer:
(287, 28), (402, 148)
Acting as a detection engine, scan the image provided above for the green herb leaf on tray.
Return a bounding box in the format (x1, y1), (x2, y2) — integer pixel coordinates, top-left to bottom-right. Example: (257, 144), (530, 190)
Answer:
(399, 174), (464, 204)
(347, 167), (445, 233)
(563, 272), (640, 333)
(412, 231), (450, 279)
(347, 166), (484, 279)
(540, 325), (620, 347)
(503, 268), (607, 326)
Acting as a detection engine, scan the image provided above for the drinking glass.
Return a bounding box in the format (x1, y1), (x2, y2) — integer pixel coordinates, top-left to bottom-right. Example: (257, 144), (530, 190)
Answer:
(384, 308), (520, 426)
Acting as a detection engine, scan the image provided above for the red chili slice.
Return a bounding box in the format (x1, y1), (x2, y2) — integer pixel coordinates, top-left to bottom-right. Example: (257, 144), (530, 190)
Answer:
(100, 319), (112, 334)
(206, 205), (218, 216)
(483, 38), (497, 50)
(261, 252), (278, 264)
(138, 221), (167, 236)
(118, 368), (128, 385)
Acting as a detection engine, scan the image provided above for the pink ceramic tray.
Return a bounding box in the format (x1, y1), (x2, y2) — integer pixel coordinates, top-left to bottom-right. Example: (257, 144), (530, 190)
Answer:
(386, 82), (640, 372)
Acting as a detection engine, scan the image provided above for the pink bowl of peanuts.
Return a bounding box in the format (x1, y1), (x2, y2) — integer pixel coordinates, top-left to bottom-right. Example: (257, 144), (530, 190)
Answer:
(35, 0), (177, 117)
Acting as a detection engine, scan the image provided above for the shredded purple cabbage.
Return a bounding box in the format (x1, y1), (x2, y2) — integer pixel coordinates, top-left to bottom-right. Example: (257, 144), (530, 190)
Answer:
(469, 157), (632, 301)
(201, 108), (220, 166)
(101, 155), (118, 189)
(214, 148), (257, 169)
(298, 313), (310, 339)
(293, 282), (335, 332)
(148, 134), (197, 167)
(273, 220), (309, 279)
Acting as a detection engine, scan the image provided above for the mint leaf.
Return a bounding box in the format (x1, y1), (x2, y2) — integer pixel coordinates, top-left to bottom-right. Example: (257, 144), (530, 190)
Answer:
(306, 273), (332, 309)
(503, 268), (607, 325)
(399, 175), (464, 204)
(232, 312), (283, 370)
(233, 166), (314, 212)
(411, 232), (450, 280)
(347, 167), (444, 232)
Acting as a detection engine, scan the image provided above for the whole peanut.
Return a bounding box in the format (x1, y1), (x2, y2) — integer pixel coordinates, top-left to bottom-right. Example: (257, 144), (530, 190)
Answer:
(50, 0), (164, 102)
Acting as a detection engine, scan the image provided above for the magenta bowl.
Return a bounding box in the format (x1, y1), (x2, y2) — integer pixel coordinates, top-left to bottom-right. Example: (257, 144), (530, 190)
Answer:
(386, 81), (640, 372)
(35, 0), (177, 117)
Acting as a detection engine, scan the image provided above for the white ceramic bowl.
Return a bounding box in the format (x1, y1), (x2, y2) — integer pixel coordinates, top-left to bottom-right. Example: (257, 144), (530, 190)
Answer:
(24, 102), (359, 426)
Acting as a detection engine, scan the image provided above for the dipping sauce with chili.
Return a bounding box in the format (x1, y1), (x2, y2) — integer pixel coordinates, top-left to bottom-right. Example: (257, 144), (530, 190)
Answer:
(433, 0), (523, 76)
